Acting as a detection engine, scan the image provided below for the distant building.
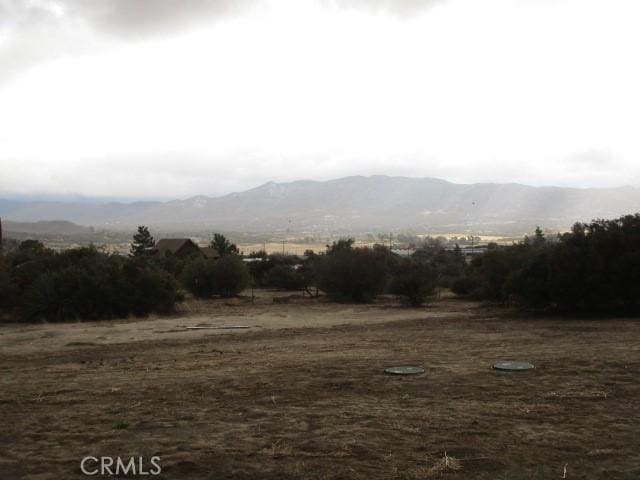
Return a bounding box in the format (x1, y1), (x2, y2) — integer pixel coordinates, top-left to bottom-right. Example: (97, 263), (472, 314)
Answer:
(200, 246), (221, 260)
(155, 238), (219, 259)
(445, 244), (489, 261)
(391, 248), (415, 258)
(459, 245), (488, 257)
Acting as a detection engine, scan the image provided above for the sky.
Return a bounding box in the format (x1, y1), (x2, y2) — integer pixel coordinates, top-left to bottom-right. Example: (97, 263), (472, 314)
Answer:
(0, 0), (639, 200)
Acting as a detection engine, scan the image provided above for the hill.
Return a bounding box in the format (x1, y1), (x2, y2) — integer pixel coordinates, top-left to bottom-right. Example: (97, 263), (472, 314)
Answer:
(1, 176), (639, 234)
(1, 220), (94, 235)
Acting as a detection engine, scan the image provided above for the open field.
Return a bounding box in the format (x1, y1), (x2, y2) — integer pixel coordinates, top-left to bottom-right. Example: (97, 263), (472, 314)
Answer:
(1, 295), (639, 479)
(238, 243), (331, 256)
(237, 235), (521, 256)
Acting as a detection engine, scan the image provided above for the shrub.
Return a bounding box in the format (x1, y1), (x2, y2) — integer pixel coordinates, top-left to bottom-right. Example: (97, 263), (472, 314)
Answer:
(18, 252), (180, 322)
(245, 253), (305, 288)
(263, 264), (305, 290)
(450, 276), (477, 296)
(155, 254), (186, 277)
(413, 242), (466, 288)
(210, 254), (250, 297)
(0, 264), (19, 311)
(180, 258), (217, 298)
(123, 260), (181, 316)
(0, 243), (181, 322)
(181, 255), (249, 298)
(316, 241), (393, 302)
(389, 260), (437, 305)
(453, 214), (640, 313)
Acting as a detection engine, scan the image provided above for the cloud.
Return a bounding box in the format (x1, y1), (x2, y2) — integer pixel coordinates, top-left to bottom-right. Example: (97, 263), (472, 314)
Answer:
(0, 0), (448, 85)
(321, 0), (445, 17)
(566, 148), (621, 169)
(0, 0), (259, 85)
(60, 0), (260, 38)
(0, 1), (97, 85)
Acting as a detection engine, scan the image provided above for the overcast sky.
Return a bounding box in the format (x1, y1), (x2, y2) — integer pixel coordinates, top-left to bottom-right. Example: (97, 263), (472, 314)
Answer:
(1, 0), (639, 199)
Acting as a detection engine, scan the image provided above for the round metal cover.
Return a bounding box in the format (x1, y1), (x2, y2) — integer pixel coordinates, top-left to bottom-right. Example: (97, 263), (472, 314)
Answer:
(384, 366), (425, 375)
(492, 361), (534, 371)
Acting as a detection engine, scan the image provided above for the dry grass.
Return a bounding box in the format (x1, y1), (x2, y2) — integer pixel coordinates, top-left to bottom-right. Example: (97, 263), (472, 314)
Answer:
(545, 389), (608, 400)
(261, 440), (294, 458)
(409, 452), (462, 478)
(1, 297), (639, 479)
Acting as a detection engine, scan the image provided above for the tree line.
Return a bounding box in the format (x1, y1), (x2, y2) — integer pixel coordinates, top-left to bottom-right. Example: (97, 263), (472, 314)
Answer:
(0, 240), (179, 322)
(452, 214), (640, 313)
(1, 213), (638, 322)
(0, 229), (465, 321)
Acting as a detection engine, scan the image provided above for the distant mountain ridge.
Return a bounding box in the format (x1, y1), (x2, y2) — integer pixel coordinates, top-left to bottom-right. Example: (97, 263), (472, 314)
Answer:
(1, 176), (639, 234)
(1, 220), (93, 236)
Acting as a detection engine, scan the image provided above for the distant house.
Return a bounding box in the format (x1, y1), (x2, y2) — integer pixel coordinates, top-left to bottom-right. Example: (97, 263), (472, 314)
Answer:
(200, 246), (221, 260)
(458, 245), (488, 257)
(445, 244), (489, 262)
(391, 248), (415, 258)
(155, 238), (219, 259)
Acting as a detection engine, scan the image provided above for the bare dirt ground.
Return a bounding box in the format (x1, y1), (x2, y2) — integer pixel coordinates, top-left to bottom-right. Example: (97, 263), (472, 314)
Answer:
(1, 294), (639, 479)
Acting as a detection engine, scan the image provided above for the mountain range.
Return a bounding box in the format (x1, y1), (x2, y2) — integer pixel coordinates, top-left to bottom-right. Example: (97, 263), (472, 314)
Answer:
(1, 176), (639, 235)
(2, 220), (94, 236)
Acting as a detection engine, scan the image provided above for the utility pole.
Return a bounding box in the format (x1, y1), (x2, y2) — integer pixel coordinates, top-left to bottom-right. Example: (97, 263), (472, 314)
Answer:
(470, 201), (476, 256)
(282, 239), (285, 255)
(389, 232), (392, 251)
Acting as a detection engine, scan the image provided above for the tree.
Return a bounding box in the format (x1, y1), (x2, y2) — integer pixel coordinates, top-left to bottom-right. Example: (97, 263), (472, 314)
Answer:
(181, 255), (249, 298)
(180, 258), (216, 298)
(326, 238), (355, 253)
(450, 216), (640, 313)
(316, 242), (393, 302)
(389, 259), (437, 305)
(210, 255), (250, 297)
(0, 260), (18, 311)
(211, 233), (238, 256)
(524, 226), (546, 246)
(264, 264), (305, 290)
(15, 247), (180, 322)
(130, 226), (156, 257)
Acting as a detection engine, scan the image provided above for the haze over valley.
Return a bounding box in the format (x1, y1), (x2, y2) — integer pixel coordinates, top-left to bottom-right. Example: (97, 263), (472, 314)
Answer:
(1, 176), (638, 236)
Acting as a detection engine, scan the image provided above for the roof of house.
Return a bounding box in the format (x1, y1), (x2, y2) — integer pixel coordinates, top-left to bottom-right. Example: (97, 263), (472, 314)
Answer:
(200, 246), (220, 259)
(155, 238), (199, 257)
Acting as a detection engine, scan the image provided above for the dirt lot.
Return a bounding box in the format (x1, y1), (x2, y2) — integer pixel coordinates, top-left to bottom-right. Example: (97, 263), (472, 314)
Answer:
(1, 295), (639, 479)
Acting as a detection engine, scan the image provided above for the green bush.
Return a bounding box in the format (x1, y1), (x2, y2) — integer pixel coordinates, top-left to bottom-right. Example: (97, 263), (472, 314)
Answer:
(3, 243), (181, 322)
(123, 260), (181, 316)
(455, 214), (640, 313)
(316, 241), (393, 302)
(450, 276), (477, 296)
(181, 255), (249, 298)
(155, 254), (187, 277)
(0, 264), (19, 310)
(246, 253), (302, 287)
(180, 258), (217, 298)
(263, 264), (305, 290)
(413, 243), (466, 288)
(389, 259), (437, 305)
(210, 255), (250, 297)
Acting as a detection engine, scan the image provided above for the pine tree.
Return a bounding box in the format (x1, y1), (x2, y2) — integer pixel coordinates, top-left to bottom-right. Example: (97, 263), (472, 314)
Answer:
(130, 226), (156, 257)
(533, 226), (546, 245)
(210, 233), (238, 256)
